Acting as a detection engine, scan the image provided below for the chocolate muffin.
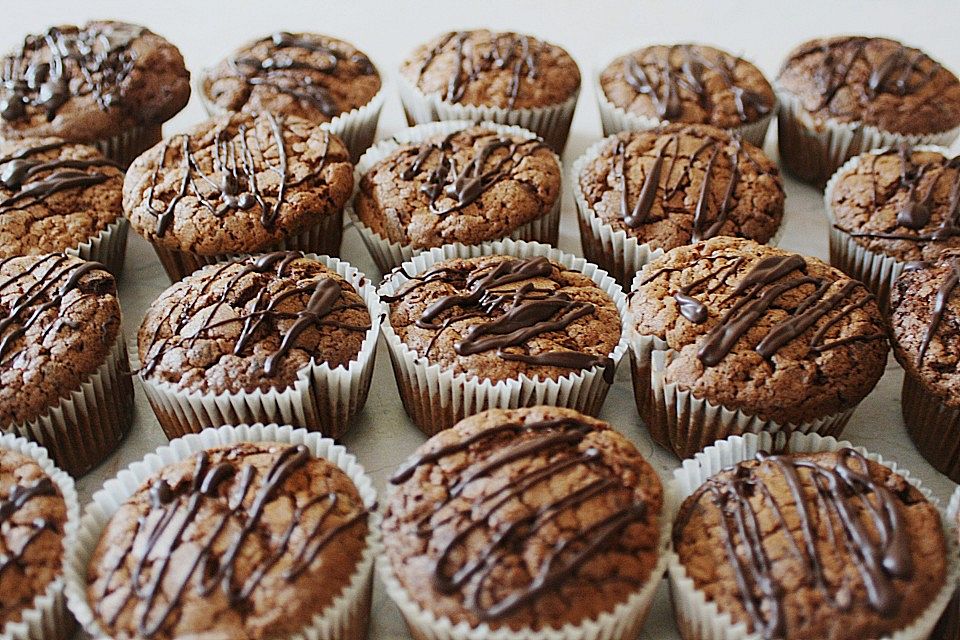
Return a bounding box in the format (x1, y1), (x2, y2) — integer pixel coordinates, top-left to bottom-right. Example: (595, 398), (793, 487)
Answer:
(354, 124), (560, 269)
(86, 441), (370, 639)
(0, 137), (126, 274)
(398, 30), (581, 151)
(124, 111), (353, 282)
(0, 21), (191, 166)
(627, 237), (889, 457)
(890, 258), (960, 481)
(575, 124), (784, 286)
(0, 253), (132, 475)
(777, 36), (960, 185)
(382, 407), (665, 635)
(673, 448), (947, 639)
(598, 44), (776, 146)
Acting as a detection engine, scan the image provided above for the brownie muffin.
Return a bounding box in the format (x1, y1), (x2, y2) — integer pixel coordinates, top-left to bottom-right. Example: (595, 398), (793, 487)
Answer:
(354, 124), (560, 256)
(0, 253), (131, 475)
(890, 258), (960, 481)
(598, 44), (775, 145)
(777, 36), (960, 185)
(399, 30), (581, 151)
(0, 137), (126, 273)
(86, 441), (370, 639)
(382, 406), (664, 634)
(124, 111), (353, 281)
(0, 446), (70, 632)
(575, 124), (784, 286)
(673, 448), (947, 639)
(0, 21), (190, 166)
(628, 237), (889, 457)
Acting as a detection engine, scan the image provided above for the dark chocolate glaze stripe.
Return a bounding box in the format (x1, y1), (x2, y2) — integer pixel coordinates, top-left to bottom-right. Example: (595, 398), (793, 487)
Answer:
(391, 416), (651, 620)
(917, 258), (960, 365)
(95, 445), (368, 637)
(0, 476), (59, 577)
(675, 449), (913, 637)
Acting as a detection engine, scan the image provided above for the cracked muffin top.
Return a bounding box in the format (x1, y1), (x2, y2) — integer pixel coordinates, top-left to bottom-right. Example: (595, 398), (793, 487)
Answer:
(124, 111), (353, 256)
(86, 441), (370, 640)
(600, 44), (775, 128)
(383, 406), (663, 631)
(577, 124), (784, 251)
(674, 449), (946, 640)
(400, 29), (580, 109)
(829, 145), (960, 262)
(0, 253), (120, 427)
(0, 137), (123, 258)
(777, 36), (960, 135)
(138, 252), (371, 395)
(628, 237), (889, 424)
(383, 254), (621, 384)
(355, 125), (561, 249)
(0, 446), (68, 631)
(0, 21), (190, 143)
(201, 32), (381, 123)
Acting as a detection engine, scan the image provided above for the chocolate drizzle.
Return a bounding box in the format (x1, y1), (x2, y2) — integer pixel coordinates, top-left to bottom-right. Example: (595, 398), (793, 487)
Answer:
(916, 258), (960, 366)
(676, 449), (915, 637)
(0, 476), (59, 578)
(1, 23), (143, 122)
(390, 416), (652, 620)
(93, 444), (368, 637)
(140, 251), (370, 379)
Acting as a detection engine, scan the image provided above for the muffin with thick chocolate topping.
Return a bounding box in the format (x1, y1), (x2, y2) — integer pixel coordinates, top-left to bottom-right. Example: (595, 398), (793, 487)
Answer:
(627, 237), (889, 458)
(125, 111), (354, 282)
(379, 241), (626, 435)
(0, 21), (190, 167)
(0, 137), (127, 274)
(138, 251), (379, 439)
(890, 259), (960, 481)
(776, 36), (960, 185)
(399, 29), (581, 151)
(574, 123), (785, 286)
(199, 32), (383, 160)
(598, 44), (776, 146)
(0, 253), (132, 476)
(381, 406), (667, 639)
(351, 121), (562, 273)
(826, 144), (960, 307)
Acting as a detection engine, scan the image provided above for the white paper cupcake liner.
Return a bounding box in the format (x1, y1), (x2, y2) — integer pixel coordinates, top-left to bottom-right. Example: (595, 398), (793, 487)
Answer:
(379, 238), (629, 435)
(572, 136), (784, 287)
(65, 216), (129, 277)
(8, 335), (133, 477)
(347, 120), (563, 275)
(668, 431), (960, 640)
(150, 208), (344, 282)
(92, 123), (163, 168)
(377, 480), (674, 640)
(594, 69), (776, 148)
(0, 434), (80, 640)
(140, 254), (382, 441)
(936, 488), (960, 640)
(776, 89), (960, 186)
(824, 145), (957, 310)
(900, 370), (960, 482)
(397, 72), (579, 152)
(63, 423), (380, 640)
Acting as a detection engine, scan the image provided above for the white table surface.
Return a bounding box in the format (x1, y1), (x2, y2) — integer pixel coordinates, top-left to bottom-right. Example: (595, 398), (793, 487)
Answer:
(3, 1), (957, 638)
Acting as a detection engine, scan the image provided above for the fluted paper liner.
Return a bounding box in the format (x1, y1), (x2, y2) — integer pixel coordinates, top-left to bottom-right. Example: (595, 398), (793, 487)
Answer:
(8, 335), (133, 477)
(900, 370), (960, 482)
(936, 488), (960, 640)
(93, 123), (163, 168)
(377, 481), (674, 640)
(63, 423), (380, 640)
(67, 216), (129, 277)
(397, 72), (579, 153)
(347, 120), (562, 275)
(824, 145), (957, 310)
(379, 239), (629, 435)
(573, 136), (784, 287)
(777, 88), (960, 186)
(140, 254), (381, 440)
(594, 68), (776, 148)
(0, 434), (79, 640)
(668, 432), (960, 640)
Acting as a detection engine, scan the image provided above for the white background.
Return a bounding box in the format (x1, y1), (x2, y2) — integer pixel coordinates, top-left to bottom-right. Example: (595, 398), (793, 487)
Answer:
(3, 2), (957, 638)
